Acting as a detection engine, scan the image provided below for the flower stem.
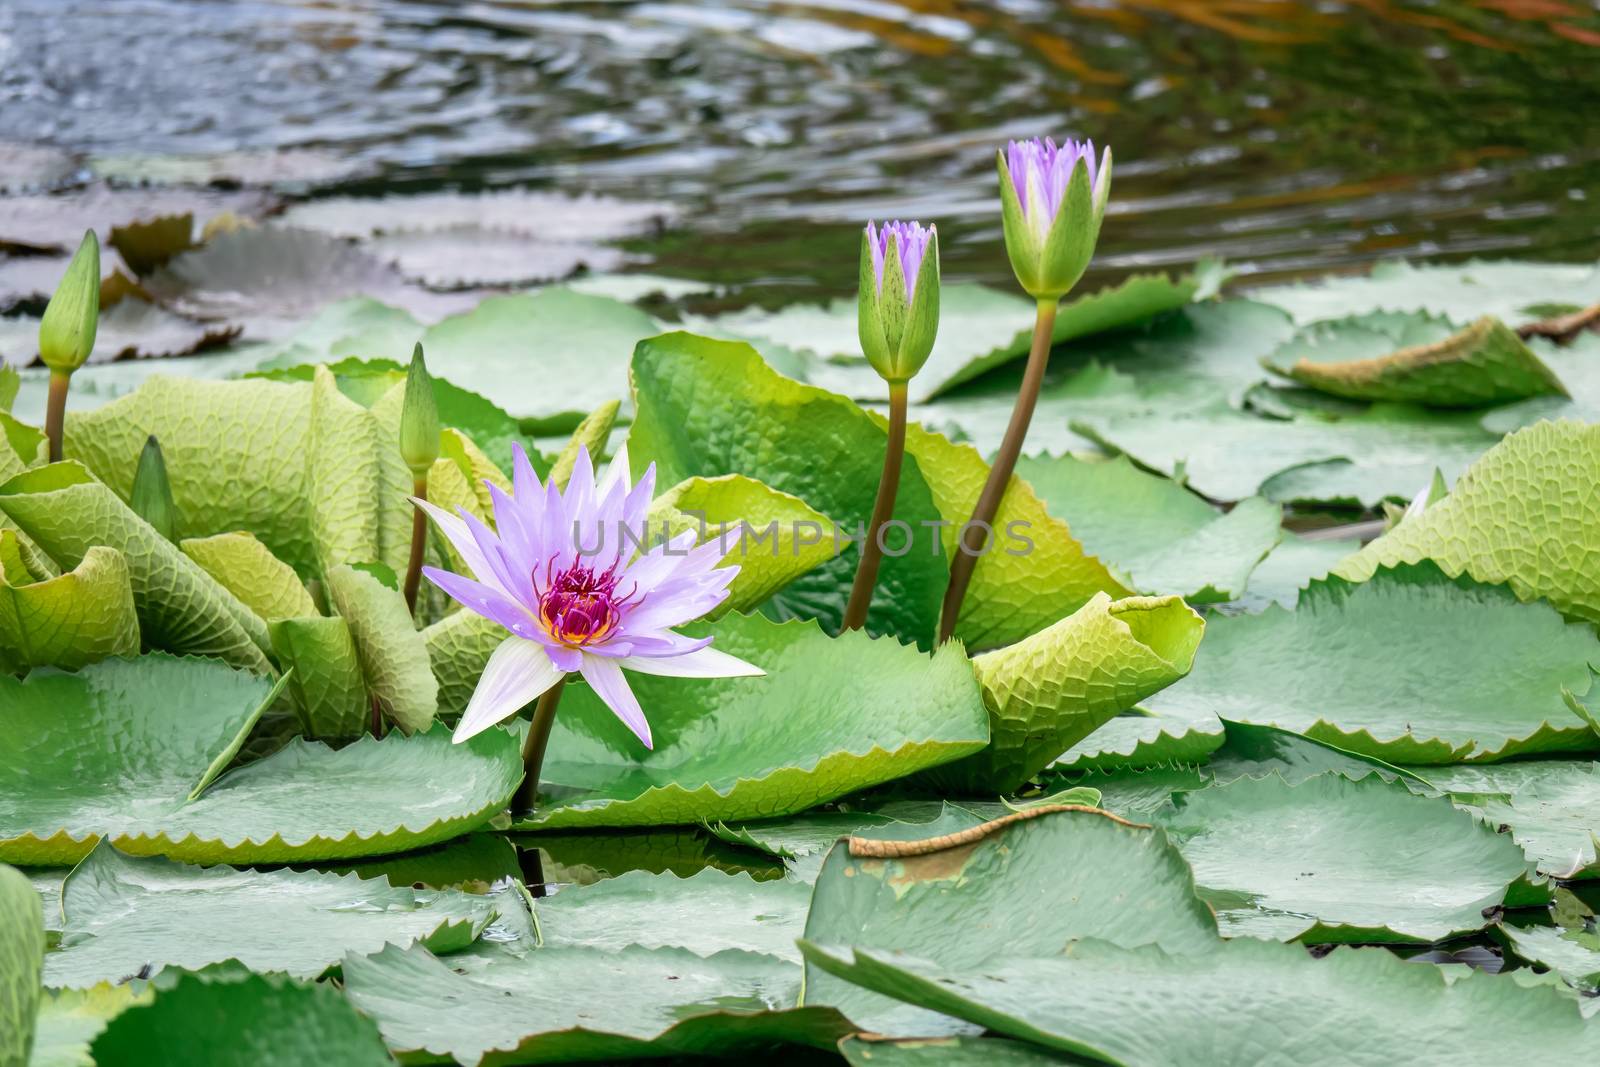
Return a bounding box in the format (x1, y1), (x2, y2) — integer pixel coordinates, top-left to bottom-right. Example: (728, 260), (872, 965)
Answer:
(45, 371), (70, 463)
(842, 380), (909, 632)
(938, 297), (1058, 643)
(403, 477), (428, 613)
(514, 676), (569, 815)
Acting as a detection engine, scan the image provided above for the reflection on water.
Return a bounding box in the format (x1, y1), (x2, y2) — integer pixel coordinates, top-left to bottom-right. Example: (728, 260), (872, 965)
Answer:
(2, 0), (1598, 296)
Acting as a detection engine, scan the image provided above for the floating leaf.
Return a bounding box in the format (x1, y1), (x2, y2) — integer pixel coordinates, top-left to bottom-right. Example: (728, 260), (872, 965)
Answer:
(89, 972), (394, 1067)
(1336, 419), (1600, 623)
(279, 189), (676, 241)
(0, 186), (274, 254)
(344, 940), (847, 1067)
(514, 612), (988, 829)
(179, 532), (315, 621)
(927, 593), (1203, 794)
(421, 289), (661, 424)
(368, 226), (626, 288)
(1230, 532), (1360, 611)
(31, 985), (151, 1067)
(629, 331), (947, 646)
(1202, 720), (1431, 789)
(0, 463), (272, 671)
(1157, 773), (1533, 942)
(1264, 312), (1567, 406)
(0, 655), (517, 864)
(1016, 453), (1281, 601)
(0, 544), (139, 671)
(1252, 259), (1600, 328)
(1501, 924), (1600, 995)
(1147, 564), (1600, 762)
(0, 300), (239, 365)
(1054, 705), (1225, 772)
(839, 1035), (1076, 1066)
(106, 215), (194, 277)
(801, 806), (1219, 1037)
(45, 846), (497, 989)
(801, 936), (1592, 1065)
(1418, 762), (1600, 879)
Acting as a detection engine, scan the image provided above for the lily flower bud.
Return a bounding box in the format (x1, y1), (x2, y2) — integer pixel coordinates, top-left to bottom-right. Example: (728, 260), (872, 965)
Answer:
(858, 220), (940, 383)
(399, 343), (440, 479)
(38, 230), (100, 374)
(997, 138), (1112, 301)
(130, 435), (178, 541)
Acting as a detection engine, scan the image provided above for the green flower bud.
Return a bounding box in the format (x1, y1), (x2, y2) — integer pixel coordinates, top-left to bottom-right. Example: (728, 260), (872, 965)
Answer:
(38, 230), (100, 374)
(399, 343), (440, 478)
(998, 138), (1112, 301)
(858, 220), (940, 383)
(130, 435), (178, 541)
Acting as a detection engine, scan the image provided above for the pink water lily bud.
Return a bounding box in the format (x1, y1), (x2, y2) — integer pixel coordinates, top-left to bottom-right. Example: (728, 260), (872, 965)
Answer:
(858, 220), (940, 383)
(997, 137), (1112, 300)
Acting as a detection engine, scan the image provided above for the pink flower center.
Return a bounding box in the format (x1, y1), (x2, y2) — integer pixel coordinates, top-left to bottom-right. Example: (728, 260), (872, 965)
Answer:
(537, 561), (635, 647)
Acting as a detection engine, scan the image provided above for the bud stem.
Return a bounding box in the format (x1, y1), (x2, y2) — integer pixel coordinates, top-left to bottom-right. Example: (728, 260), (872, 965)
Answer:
(45, 371), (71, 463)
(403, 477), (429, 613)
(842, 381), (909, 632)
(938, 297), (1058, 643)
(515, 675), (569, 815)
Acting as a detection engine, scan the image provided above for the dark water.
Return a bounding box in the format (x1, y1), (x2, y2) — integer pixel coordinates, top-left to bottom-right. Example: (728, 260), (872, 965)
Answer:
(4, 0), (1600, 298)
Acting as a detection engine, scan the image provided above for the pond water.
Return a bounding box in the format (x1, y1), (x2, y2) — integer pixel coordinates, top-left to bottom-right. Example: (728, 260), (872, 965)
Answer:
(4, 0), (1599, 298)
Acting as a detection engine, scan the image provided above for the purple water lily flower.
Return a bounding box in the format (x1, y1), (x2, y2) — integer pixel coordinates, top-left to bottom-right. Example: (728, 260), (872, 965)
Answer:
(1005, 137), (1103, 235)
(866, 219), (935, 301)
(418, 444), (763, 748)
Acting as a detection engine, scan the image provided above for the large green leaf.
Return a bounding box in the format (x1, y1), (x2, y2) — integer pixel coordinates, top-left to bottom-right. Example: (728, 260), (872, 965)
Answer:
(44, 846), (498, 988)
(1416, 762), (1600, 879)
(0, 545), (139, 671)
(534, 869), (811, 963)
(88, 972), (395, 1067)
(269, 615), (369, 739)
(1202, 720), (1431, 790)
(647, 474), (842, 618)
(178, 531), (316, 621)
(900, 423), (1128, 650)
(514, 612), (989, 828)
(523, 828), (785, 885)
(800, 936), (1593, 1065)
(325, 564), (437, 734)
(2, 863), (44, 1066)
(306, 366), (412, 577)
(1144, 564), (1600, 763)
(801, 806), (1218, 1037)
(1230, 531), (1360, 611)
(1263, 312), (1567, 406)
(0, 655), (519, 865)
(926, 593), (1203, 794)
(1251, 258), (1600, 327)
(0, 464), (273, 671)
(1054, 705), (1225, 772)
(30, 985), (150, 1067)
(421, 288), (661, 425)
(1157, 773), (1534, 942)
(1502, 921), (1600, 995)
(839, 1036), (1077, 1067)
(1075, 400), (1499, 506)
(1336, 419), (1600, 623)
(342, 941), (850, 1067)
(1015, 453), (1281, 601)
(628, 331), (947, 646)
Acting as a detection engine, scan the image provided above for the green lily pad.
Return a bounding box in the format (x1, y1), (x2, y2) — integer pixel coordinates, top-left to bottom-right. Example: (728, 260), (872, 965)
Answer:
(0, 545), (139, 671)
(926, 593), (1203, 794)
(0, 655), (519, 865)
(31, 985), (150, 1067)
(178, 532), (316, 621)
(1015, 453), (1281, 601)
(1502, 924), (1600, 994)
(801, 806), (1219, 1037)
(1251, 259), (1600, 328)
(1264, 312), (1567, 406)
(1229, 532), (1361, 611)
(1144, 564), (1600, 763)
(1076, 400), (1499, 506)
(44, 846), (498, 988)
(515, 612), (989, 829)
(1203, 720), (1431, 790)
(628, 330), (947, 646)
(1054, 706), (1225, 772)
(1479, 331), (1600, 434)
(839, 1035), (1077, 1066)
(1417, 762), (1600, 879)
(1336, 419), (1600, 623)
(421, 289), (661, 425)
(342, 941), (850, 1067)
(522, 829), (785, 885)
(89, 972), (394, 1067)
(0, 463), (273, 672)
(800, 936), (1593, 1065)
(535, 869), (811, 963)
(1156, 773), (1533, 942)
(1067, 765), (1214, 821)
